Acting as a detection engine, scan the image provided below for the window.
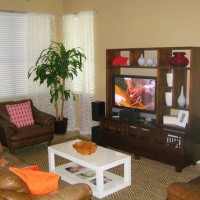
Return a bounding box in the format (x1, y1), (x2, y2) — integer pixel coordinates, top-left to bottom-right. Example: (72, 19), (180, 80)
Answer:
(0, 11), (55, 100)
(0, 12), (28, 99)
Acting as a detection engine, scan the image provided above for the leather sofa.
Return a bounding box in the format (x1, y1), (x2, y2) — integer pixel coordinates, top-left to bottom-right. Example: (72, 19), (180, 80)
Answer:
(167, 176), (200, 200)
(0, 99), (55, 153)
(0, 150), (92, 200)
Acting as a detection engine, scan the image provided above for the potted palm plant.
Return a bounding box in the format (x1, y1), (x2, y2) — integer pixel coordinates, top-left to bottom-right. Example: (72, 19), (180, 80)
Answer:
(28, 41), (86, 134)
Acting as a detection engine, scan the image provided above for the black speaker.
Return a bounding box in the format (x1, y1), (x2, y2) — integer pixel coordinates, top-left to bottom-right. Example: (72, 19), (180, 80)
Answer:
(92, 101), (105, 121)
(92, 125), (100, 145)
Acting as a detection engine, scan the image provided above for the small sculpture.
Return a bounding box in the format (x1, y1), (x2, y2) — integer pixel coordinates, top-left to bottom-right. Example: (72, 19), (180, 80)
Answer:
(112, 56), (128, 66)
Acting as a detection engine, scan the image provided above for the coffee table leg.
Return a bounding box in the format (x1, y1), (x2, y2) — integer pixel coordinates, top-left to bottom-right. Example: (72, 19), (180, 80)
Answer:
(48, 151), (55, 172)
(96, 169), (104, 196)
(124, 157), (131, 185)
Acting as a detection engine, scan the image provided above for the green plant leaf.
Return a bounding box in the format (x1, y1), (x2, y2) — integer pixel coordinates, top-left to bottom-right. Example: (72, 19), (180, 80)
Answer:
(28, 41), (86, 119)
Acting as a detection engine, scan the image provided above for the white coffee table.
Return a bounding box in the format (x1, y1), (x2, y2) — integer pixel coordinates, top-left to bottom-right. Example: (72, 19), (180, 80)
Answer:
(48, 139), (131, 199)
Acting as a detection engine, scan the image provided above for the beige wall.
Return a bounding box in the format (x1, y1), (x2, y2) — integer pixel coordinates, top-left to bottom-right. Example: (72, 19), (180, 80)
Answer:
(0, 0), (64, 41)
(63, 0), (200, 102)
(0, 0), (63, 13)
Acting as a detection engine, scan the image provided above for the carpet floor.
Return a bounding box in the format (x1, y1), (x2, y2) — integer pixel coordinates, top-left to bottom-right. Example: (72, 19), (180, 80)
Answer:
(12, 131), (200, 200)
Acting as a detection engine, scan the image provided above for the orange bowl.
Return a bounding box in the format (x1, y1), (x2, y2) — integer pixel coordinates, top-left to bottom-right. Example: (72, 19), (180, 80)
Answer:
(73, 141), (97, 155)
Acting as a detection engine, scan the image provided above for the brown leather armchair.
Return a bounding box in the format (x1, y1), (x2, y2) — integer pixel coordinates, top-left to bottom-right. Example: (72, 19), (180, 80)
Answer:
(0, 99), (55, 153)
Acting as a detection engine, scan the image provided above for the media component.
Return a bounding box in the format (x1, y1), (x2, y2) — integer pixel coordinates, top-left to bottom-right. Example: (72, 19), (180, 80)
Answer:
(112, 75), (157, 114)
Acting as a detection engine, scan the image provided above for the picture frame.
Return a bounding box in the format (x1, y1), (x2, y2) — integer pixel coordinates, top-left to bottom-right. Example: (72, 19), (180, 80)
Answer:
(176, 110), (189, 128)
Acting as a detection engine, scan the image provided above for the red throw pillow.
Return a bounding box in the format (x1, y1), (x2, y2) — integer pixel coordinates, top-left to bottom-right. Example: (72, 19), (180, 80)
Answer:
(6, 101), (34, 128)
(9, 167), (60, 195)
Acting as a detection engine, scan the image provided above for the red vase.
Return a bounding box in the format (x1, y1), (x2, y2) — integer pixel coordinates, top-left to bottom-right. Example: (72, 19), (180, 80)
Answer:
(169, 52), (189, 67)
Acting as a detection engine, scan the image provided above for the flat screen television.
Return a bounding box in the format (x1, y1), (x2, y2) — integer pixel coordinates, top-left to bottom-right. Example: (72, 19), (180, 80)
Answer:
(112, 75), (157, 114)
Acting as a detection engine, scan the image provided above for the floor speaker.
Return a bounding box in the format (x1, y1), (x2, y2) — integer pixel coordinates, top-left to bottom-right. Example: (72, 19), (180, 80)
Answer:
(92, 101), (105, 121)
(92, 126), (100, 145)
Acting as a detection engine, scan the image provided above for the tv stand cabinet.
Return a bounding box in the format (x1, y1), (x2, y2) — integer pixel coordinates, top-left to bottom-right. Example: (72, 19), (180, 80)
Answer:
(100, 116), (192, 172)
(100, 47), (200, 172)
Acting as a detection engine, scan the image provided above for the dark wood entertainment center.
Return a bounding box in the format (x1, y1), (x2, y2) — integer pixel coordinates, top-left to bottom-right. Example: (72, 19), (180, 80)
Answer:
(99, 47), (200, 172)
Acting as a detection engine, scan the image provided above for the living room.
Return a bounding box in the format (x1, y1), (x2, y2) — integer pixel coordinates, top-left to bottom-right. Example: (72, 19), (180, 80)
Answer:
(1, 0), (200, 200)
(1, 0), (200, 133)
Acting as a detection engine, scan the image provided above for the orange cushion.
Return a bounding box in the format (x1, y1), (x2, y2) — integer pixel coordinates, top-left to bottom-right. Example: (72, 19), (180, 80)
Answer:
(9, 167), (60, 195)
(23, 165), (39, 171)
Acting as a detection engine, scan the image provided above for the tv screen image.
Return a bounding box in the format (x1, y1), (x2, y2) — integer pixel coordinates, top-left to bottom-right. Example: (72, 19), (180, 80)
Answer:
(112, 75), (156, 113)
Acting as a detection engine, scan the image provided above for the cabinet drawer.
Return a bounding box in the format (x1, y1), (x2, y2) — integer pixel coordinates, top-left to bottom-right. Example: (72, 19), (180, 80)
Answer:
(128, 125), (150, 141)
(128, 125), (183, 148)
(100, 120), (127, 135)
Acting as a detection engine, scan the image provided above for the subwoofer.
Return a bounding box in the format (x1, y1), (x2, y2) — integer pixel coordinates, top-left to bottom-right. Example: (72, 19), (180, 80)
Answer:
(92, 101), (105, 121)
(91, 125), (100, 145)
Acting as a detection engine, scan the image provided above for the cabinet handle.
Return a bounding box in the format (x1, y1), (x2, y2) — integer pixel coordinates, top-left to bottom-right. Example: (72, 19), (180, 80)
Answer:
(140, 128), (149, 131)
(129, 125), (137, 129)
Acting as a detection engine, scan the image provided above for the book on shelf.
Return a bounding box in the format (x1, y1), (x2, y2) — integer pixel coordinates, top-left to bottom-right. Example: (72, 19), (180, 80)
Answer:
(167, 134), (181, 148)
(76, 170), (96, 179)
(65, 164), (86, 174)
(163, 115), (178, 125)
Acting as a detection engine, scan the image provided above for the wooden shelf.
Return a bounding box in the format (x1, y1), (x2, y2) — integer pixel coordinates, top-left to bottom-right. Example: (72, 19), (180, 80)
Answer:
(102, 46), (200, 172)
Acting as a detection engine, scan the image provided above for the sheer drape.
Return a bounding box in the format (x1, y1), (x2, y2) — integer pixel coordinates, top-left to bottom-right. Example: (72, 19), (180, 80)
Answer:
(27, 13), (56, 115)
(63, 10), (96, 134)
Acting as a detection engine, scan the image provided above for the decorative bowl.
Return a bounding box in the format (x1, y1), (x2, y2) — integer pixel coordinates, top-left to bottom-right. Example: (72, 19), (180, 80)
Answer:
(73, 141), (97, 155)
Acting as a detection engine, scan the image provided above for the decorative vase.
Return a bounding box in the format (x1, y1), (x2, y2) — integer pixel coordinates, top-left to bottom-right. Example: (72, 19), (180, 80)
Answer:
(153, 57), (157, 66)
(138, 54), (145, 66)
(169, 52), (189, 67)
(165, 92), (172, 106)
(166, 73), (173, 87)
(177, 86), (186, 108)
(146, 56), (154, 66)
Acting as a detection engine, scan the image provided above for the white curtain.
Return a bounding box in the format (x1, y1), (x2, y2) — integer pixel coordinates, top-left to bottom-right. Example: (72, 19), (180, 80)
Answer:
(27, 13), (56, 115)
(63, 10), (96, 135)
(0, 12), (28, 99)
(0, 12), (56, 117)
